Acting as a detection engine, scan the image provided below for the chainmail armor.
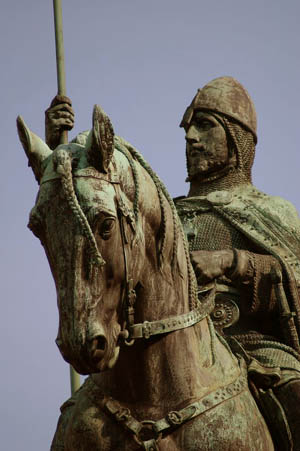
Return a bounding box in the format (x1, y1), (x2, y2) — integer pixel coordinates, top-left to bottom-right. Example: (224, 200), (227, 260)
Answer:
(178, 115), (300, 372)
(182, 209), (257, 253)
(249, 253), (278, 315)
(223, 117), (255, 183)
(233, 334), (300, 368)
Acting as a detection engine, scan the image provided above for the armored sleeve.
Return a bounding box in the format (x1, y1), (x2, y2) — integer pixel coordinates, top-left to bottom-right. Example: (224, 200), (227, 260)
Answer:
(230, 250), (283, 315)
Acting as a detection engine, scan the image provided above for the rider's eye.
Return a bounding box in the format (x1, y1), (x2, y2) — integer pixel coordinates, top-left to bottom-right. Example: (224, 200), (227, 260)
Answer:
(196, 119), (213, 130)
(99, 218), (115, 240)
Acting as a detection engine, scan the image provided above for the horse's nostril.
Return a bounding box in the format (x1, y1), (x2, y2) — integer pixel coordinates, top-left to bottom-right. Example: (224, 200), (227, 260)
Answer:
(95, 335), (107, 351)
(90, 335), (107, 361)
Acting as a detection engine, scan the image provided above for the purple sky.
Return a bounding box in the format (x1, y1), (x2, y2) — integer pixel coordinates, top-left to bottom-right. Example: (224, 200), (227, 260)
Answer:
(1, 1), (300, 449)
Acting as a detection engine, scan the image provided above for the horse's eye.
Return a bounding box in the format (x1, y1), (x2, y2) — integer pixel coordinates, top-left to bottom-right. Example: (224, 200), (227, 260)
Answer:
(99, 218), (115, 240)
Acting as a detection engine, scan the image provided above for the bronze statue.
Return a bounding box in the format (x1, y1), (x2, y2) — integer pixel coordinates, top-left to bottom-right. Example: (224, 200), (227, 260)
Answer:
(17, 76), (300, 449)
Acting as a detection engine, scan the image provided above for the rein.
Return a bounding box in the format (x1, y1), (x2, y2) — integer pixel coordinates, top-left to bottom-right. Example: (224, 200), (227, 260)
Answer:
(114, 182), (138, 346)
(113, 182), (215, 346)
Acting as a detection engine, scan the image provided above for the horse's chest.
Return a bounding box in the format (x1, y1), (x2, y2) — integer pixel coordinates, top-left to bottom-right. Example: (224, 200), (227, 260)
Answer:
(63, 390), (273, 451)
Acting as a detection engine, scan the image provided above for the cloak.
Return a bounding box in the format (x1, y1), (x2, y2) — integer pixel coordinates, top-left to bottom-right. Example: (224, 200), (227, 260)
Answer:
(175, 184), (300, 356)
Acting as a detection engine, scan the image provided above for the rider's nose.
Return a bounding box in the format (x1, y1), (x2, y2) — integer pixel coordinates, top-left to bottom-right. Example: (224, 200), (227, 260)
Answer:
(185, 125), (200, 144)
(185, 136), (197, 145)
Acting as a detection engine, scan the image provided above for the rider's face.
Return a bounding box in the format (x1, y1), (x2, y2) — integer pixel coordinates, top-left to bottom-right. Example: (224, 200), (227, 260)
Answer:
(185, 111), (229, 179)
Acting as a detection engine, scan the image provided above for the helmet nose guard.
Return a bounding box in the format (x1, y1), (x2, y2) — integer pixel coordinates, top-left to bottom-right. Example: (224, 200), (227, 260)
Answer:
(180, 76), (257, 144)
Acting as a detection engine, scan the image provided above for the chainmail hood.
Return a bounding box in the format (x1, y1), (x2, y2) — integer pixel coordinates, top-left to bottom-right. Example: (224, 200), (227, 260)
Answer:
(222, 116), (256, 183)
(185, 113), (256, 190)
(182, 77), (257, 191)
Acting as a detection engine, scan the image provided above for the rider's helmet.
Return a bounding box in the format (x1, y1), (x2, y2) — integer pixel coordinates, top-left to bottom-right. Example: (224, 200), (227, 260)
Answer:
(180, 76), (257, 143)
(180, 77), (257, 182)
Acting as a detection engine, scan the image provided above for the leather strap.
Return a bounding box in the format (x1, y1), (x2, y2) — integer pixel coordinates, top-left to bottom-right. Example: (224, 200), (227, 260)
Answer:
(128, 287), (215, 340)
(142, 439), (159, 450)
(153, 367), (247, 434)
(113, 180), (215, 343)
(104, 363), (247, 449)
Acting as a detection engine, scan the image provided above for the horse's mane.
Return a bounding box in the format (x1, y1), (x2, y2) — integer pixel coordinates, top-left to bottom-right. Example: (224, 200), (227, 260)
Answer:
(114, 136), (197, 309)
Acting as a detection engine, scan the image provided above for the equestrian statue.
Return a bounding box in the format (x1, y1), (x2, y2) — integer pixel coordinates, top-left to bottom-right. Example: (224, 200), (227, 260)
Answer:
(17, 76), (300, 450)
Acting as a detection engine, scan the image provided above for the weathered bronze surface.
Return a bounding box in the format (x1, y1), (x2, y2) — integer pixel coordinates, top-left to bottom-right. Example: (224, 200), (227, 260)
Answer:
(18, 77), (300, 449)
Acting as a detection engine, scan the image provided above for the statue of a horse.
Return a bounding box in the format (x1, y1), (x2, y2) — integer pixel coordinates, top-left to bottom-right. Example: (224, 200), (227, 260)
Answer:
(17, 106), (274, 450)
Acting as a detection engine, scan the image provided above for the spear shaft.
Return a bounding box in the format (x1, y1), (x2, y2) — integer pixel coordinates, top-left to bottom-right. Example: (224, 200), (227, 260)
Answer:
(52, 0), (81, 394)
(53, 0), (68, 145)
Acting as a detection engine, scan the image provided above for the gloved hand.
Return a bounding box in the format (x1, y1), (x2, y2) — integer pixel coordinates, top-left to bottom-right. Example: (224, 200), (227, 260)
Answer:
(190, 249), (235, 284)
(191, 249), (252, 284)
(45, 95), (74, 149)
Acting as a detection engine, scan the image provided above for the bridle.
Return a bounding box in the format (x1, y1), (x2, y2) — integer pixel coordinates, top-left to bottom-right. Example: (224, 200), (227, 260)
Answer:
(47, 149), (245, 450)
(112, 182), (215, 347)
(113, 183), (138, 346)
(106, 184), (242, 451)
(41, 152), (215, 343)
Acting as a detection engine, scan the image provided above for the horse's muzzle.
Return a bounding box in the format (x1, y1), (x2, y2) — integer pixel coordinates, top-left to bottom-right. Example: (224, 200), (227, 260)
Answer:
(89, 335), (107, 362)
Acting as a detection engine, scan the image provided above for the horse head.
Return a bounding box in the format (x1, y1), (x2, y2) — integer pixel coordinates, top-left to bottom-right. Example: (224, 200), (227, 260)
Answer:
(17, 106), (194, 375)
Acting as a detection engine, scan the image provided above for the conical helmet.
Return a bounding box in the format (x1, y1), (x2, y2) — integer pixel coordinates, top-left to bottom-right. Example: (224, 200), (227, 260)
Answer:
(180, 76), (257, 143)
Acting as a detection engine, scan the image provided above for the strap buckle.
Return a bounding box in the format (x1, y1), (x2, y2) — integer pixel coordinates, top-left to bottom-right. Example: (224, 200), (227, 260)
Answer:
(167, 410), (184, 425)
(133, 420), (162, 449)
(142, 321), (152, 339)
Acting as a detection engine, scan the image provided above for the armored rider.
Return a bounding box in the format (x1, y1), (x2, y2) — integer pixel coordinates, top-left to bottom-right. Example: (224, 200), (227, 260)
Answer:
(176, 76), (300, 450)
(45, 77), (300, 449)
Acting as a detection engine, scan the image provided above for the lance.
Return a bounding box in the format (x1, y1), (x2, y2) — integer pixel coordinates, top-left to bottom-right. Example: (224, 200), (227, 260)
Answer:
(52, 0), (81, 395)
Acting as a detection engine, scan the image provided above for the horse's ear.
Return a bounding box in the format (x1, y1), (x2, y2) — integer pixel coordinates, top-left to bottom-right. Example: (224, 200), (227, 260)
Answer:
(17, 115), (52, 183)
(87, 105), (114, 173)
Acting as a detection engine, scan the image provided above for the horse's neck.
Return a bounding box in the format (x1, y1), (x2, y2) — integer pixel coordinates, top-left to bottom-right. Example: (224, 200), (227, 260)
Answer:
(97, 319), (215, 411)
(95, 275), (220, 416)
(93, 274), (240, 417)
(92, 159), (239, 416)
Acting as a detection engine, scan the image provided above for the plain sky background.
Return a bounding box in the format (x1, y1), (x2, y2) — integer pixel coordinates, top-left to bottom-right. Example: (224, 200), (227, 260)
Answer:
(1, 1), (300, 449)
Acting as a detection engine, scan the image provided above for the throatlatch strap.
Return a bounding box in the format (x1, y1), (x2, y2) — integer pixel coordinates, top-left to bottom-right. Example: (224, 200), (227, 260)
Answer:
(129, 287), (215, 340)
